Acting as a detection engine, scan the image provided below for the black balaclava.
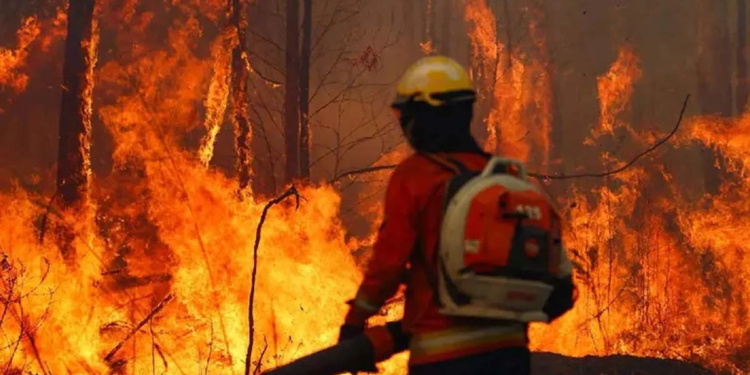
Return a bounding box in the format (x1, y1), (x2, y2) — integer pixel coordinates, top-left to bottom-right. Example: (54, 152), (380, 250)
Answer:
(398, 100), (484, 154)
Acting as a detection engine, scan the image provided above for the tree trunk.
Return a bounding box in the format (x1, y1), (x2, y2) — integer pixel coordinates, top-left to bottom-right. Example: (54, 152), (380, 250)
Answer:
(549, 67), (564, 167)
(696, 0), (732, 195)
(737, 0), (748, 113)
(404, 0), (415, 53)
(299, 0), (312, 180)
(422, 0), (431, 47)
(539, 0), (564, 180)
(57, 0), (97, 206)
(439, 0), (451, 55)
(501, 0), (513, 71)
(231, 0), (252, 193)
(284, 0), (301, 185)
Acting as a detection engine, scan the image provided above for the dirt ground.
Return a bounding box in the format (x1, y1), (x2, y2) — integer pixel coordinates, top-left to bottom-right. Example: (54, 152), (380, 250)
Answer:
(532, 352), (716, 375)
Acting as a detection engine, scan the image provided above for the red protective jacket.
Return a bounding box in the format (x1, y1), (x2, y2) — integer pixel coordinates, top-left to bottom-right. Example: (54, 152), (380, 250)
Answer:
(344, 152), (529, 365)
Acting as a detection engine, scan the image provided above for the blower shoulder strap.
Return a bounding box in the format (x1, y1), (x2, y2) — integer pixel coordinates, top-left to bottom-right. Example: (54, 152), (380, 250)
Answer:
(414, 152), (485, 307)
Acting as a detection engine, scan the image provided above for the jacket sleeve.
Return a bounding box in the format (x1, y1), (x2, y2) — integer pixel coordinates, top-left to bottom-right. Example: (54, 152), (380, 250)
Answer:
(344, 168), (419, 325)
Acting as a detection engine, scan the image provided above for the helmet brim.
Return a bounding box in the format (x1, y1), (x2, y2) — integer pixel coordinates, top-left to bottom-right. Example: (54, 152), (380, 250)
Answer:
(391, 89), (476, 109)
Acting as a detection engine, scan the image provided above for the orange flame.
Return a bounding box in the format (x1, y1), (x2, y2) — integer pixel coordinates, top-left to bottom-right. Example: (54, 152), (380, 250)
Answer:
(530, 48), (750, 374)
(0, 17), (41, 94)
(588, 45), (642, 142)
(462, 0), (550, 165)
(0, 3), (384, 373)
(198, 27), (235, 167)
(80, 18), (99, 195)
(5, 1), (750, 374)
(39, 8), (68, 52)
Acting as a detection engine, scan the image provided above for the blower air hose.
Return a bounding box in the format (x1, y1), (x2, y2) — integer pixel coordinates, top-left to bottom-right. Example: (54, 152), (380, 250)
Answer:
(263, 321), (409, 375)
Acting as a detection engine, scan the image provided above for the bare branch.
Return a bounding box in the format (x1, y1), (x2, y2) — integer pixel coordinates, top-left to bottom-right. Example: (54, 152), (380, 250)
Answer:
(331, 94), (690, 182)
(245, 54), (283, 87)
(104, 293), (174, 363)
(244, 186), (304, 375)
(252, 336), (269, 375)
(529, 93), (690, 180)
(329, 165), (397, 183)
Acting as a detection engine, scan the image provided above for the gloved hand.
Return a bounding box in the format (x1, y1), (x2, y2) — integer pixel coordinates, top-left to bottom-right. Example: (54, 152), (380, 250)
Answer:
(338, 324), (378, 373)
(338, 324), (365, 344)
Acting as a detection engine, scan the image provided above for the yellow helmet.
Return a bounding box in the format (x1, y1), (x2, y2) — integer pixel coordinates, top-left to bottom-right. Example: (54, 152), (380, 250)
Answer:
(392, 56), (476, 108)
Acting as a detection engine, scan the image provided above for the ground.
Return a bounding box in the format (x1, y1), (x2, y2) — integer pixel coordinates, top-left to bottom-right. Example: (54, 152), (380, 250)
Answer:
(532, 353), (715, 375)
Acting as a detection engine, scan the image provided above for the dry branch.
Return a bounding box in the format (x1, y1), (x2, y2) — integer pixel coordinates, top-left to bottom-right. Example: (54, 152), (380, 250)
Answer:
(331, 94), (691, 182)
(244, 186), (303, 375)
(528, 94), (691, 180)
(329, 165), (398, 183)
(104, 293), (174, 363)
(38, 189), (60, 243)
(253, 336), (269, 375)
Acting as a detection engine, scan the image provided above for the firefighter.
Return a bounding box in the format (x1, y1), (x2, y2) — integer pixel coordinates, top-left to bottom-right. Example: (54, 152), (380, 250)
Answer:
(338, 56), (577, 375)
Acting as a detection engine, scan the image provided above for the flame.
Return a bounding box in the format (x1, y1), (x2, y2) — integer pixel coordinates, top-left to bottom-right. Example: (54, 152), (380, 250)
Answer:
(0, 17), (41, 95)
(97, 12), (209, 164)
(0, 182), (367, 374)
(39, 8), (68, 52)
(198, 27), (235, 167)
(529, 48), (750, 374)
(419, 41), (434, 55)
(588, 45), (642, 143)
(0, 3), (394, 374)
(5, 1), (750, 374)
(80, 17), (99, 196)
(462, 0), (550, 165)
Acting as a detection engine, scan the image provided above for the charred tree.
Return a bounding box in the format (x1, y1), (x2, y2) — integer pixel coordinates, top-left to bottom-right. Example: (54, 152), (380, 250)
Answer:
(284, 0), (301, 185)
(403, 1), (415, 52)
(422, 0), (432, 49)
(57, 0), (96, 207)
(548, 60), (564, 173)
(501, 0), (513, 71)
(737, 0), (748, 113)
(534, 0), (561, 173)
(299, 0), (312, 180)
(439, 0), (451, 55)
(696, 0), (732, 195)
(231, 0), (252, 193)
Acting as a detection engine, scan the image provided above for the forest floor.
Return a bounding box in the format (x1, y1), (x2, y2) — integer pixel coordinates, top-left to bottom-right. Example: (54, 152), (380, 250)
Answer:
(532, 352), (715, 375)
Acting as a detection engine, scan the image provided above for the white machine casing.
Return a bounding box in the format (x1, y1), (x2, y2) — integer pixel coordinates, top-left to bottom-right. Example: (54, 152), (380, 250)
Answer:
(436, 157), (570, 323)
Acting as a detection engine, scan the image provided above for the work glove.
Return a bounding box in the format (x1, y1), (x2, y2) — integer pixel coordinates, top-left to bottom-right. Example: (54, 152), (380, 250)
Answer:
(337, 324), (378, 373)
(338, 323), (365, 344)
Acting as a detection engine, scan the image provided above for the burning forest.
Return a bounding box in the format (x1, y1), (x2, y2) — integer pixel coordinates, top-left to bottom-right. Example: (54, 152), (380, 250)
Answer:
(0, 0), (749, 374)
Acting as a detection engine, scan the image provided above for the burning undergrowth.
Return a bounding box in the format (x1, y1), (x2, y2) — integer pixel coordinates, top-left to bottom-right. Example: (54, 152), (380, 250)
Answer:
(2, 171), (367, 374)
(0, 1), (372, 374)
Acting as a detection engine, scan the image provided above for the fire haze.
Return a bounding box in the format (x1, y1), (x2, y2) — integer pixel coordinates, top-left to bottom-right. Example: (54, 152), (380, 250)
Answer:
(0, 0), (749, 374)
